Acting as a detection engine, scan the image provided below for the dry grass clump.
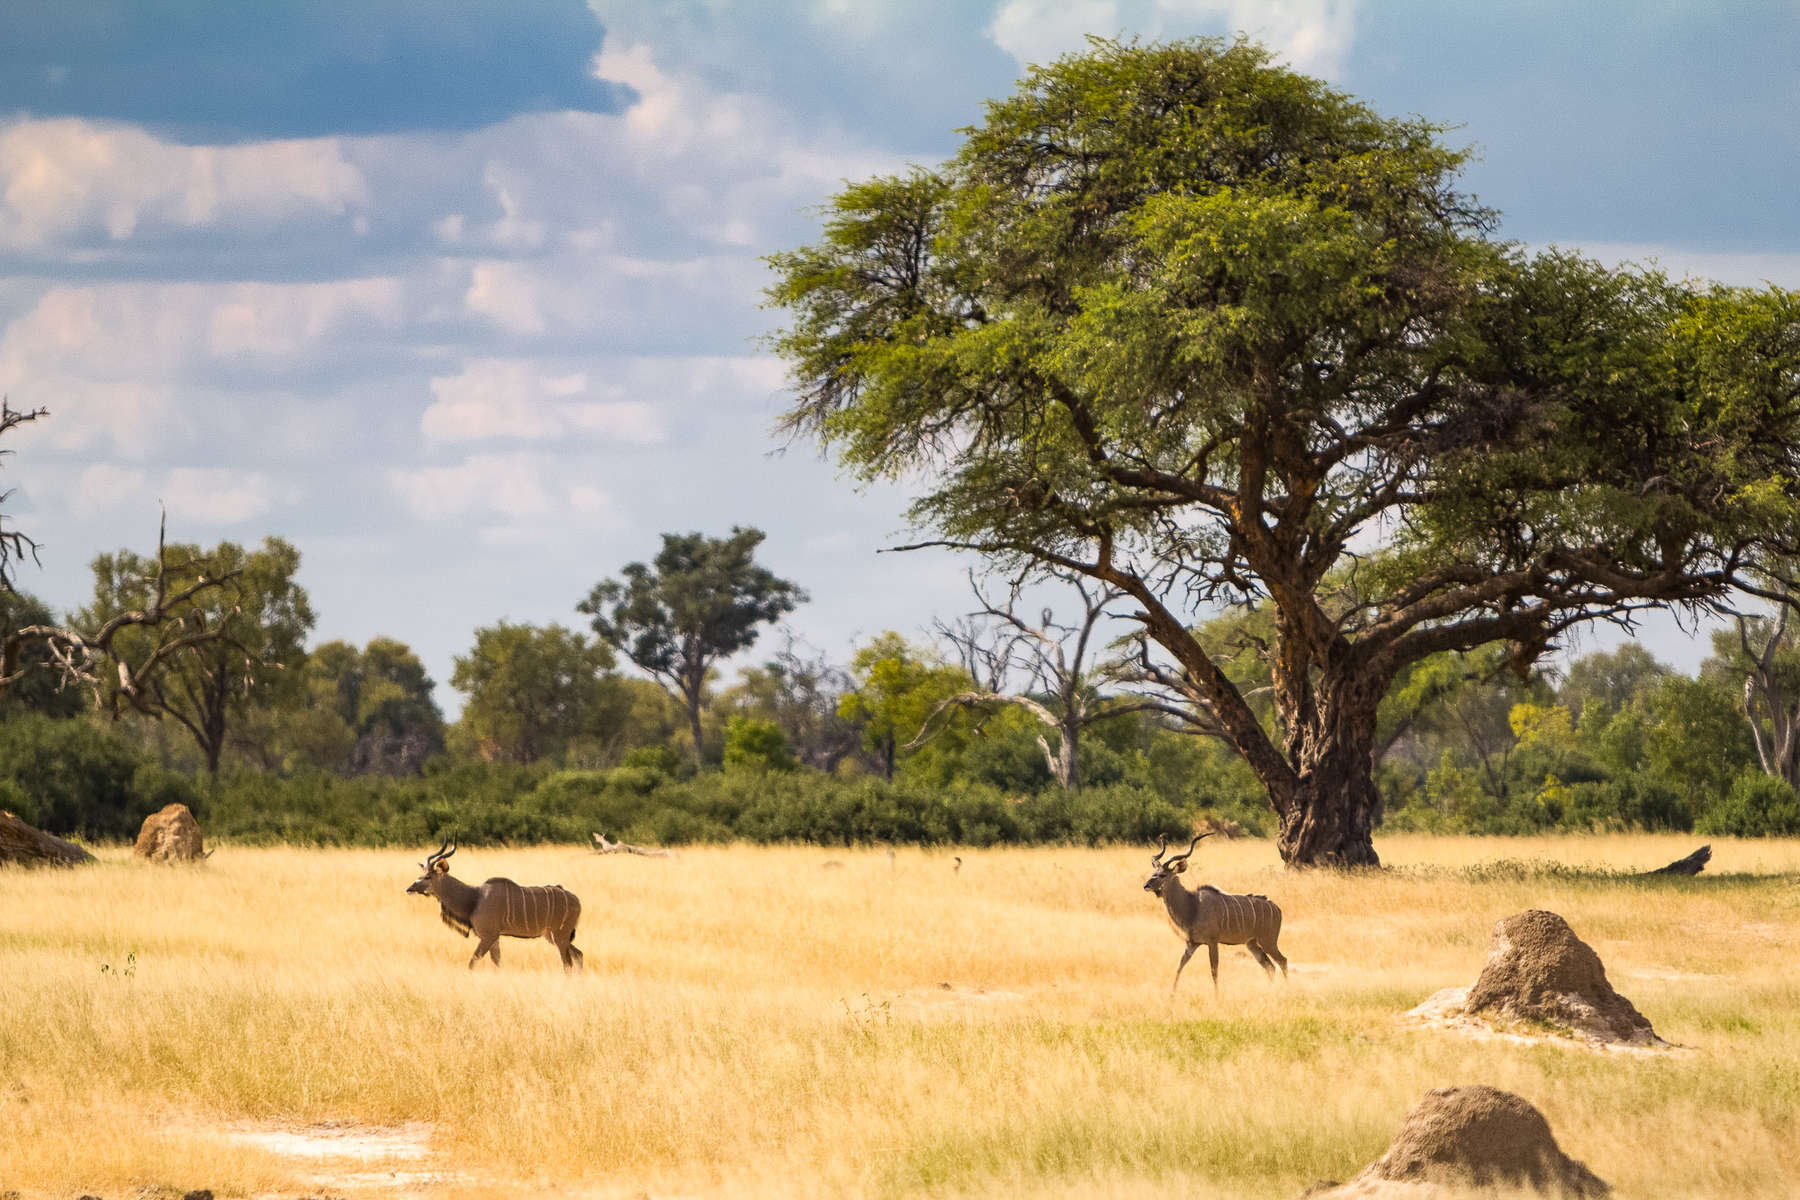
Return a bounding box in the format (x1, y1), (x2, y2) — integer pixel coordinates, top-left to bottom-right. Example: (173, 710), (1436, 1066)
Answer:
(0, 834), (1796, 1198)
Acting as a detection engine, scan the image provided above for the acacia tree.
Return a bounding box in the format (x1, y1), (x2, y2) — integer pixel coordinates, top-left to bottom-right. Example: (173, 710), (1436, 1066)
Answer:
(580, 527), (805, 764)
(768, 38), (1800, 865)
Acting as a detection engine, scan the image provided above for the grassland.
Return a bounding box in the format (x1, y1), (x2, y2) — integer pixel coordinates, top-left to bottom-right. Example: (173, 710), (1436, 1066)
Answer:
(2, 834), (1798, 1199)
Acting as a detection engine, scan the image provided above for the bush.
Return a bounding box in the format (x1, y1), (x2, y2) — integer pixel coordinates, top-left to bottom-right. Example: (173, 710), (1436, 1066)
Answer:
(722, 717), (798, 774)
(1697, 770), (1800, 837)
(0, 715), (147, 838)
(1559, 774), (1691, 831)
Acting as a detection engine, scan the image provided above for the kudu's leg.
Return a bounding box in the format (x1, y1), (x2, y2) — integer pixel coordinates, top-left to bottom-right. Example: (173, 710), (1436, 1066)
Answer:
(1172, 943), (1197, 995)
(1207, 942), (1220, 990)
(1247, 942), (1277, 981)
(469, 934), (499, 970)
(1262, 935), (1288, 979)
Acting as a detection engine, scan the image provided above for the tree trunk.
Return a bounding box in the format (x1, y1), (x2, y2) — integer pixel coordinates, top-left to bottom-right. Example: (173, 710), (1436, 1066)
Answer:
(1038, 721), (1078, 789)
(686, 693), (705, 766)
(1276, 742), (1383, 867)
(1270, 661), (1386, 868)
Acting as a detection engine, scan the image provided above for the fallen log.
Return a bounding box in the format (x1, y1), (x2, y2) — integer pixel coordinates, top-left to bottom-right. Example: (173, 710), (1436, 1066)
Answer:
(1643, 844), (1711, 876)
(0, 810), (96, 866)
(591, 831), (678, 859)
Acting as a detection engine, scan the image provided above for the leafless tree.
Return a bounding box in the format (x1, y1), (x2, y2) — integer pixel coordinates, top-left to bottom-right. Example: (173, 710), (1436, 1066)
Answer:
(906, 570), (1167, 787)
(1733, 604), (1800, 788)
(0, 403), (245, 711)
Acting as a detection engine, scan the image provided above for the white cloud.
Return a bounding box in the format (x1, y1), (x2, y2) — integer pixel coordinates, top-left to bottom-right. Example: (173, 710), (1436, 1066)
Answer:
(987, 0), (1121, 67)
(161, 467), (283, 525)
(0, 117), (367, 251)
(463, 262), (546, 334)
(387, 451), (626, 541)
(70, 463), (147, 517)
(986, 0), (1359, 79)
(0, 277), (407, 382)
(422, 359), (663, 445)
(4, 377), (173, 458)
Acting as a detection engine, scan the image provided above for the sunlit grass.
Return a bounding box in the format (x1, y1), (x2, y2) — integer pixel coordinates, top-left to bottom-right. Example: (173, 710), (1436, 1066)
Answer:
(2, 834), (1797, 1197)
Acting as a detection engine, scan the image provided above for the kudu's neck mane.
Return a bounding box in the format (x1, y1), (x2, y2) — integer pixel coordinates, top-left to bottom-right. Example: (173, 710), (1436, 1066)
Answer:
(1159, 871), (1202, 923)
(432, 871), (480, 923)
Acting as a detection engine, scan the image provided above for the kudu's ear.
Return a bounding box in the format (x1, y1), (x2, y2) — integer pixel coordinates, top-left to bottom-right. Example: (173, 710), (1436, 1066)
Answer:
(1172, 858), (1188, 873)
(431, 858), (450, 874)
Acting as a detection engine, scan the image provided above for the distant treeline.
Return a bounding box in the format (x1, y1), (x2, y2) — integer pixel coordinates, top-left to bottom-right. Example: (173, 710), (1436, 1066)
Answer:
(7, 528), (1800, 846)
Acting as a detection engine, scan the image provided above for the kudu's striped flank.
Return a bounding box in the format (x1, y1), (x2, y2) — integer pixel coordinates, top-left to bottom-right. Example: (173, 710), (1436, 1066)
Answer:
(1143, 834), (1287, 994)
(407, 840), (584, 971)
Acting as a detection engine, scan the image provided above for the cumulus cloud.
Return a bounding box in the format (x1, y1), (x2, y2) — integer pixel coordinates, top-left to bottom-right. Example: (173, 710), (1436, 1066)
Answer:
(387, 450), (625, 543)
(0, 277), (407, 382)
(161, 467), (286, 525)
(69, 463), (148, 518)
(986, 0), (1359, 79)
(422, 359), (663, 445)
(0, 118), (368, 252)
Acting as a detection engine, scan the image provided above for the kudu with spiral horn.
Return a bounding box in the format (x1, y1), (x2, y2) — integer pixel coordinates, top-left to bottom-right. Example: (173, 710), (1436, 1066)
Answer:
(1143, 834), (1287, 994)
(407, 840), (584, 971)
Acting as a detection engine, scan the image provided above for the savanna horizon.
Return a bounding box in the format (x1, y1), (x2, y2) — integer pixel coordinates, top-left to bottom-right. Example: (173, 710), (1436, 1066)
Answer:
(3, 835), (1797, 1198)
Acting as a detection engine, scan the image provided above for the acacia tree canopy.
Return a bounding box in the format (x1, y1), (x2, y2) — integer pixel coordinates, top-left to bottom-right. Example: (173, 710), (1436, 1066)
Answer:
(767, 37), (1800, 865)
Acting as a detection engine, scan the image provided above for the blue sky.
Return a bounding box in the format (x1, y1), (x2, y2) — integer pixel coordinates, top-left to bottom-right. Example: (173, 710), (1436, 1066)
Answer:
(3, 0), (1796, 708)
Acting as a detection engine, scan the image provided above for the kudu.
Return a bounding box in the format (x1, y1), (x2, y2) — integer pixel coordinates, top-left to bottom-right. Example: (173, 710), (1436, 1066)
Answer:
(407, 840), (584, 970)
(1143, 834), (1287, 994)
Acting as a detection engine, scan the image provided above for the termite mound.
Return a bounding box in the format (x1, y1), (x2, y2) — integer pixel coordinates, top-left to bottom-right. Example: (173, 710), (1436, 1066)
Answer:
(1304, 1085), (1609, 1198)
(1409, 909), (1661, 1048)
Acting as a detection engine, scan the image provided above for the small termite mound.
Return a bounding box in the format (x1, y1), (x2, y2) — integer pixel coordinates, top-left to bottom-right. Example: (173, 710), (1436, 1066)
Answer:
(134, 802), (208, 863)
(1411, 909), (1661, 1048)
(1305, 1085), (1609, 1198)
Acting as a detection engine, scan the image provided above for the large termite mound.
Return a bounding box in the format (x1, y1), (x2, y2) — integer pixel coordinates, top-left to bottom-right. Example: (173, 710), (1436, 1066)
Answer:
(134, 802), (207, 863)
(0, 810), (95, 866)
(1305, 1086), (1610, 1198)
(1464, 910), (1656, 1045)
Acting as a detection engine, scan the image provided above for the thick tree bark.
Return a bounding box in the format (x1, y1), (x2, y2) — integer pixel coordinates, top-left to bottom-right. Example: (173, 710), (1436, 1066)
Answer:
(1267, 655), (1389, 867)
(1276, 740), (1383, 867)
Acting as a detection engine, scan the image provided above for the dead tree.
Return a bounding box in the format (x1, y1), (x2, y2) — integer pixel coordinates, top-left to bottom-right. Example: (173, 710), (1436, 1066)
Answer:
(1643, 845), (1710, 876)
(591, 832), (678, 858)
(0, 404), (245, 712)
(1735, 607), (1800, 788)
(0, 514), (246, 714)
(907, 571), (1164, 787)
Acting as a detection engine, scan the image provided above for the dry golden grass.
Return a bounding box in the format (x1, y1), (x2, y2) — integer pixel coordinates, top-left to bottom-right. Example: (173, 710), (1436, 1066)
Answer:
(2, 834), (1797, 1198)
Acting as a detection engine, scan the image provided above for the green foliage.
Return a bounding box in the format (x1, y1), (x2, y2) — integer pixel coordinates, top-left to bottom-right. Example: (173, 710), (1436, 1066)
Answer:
(0, 589), (84, 719)
(839, 632), (974, 780)
(449, 622), (622, 765)
(722, 716), (799, 773)
(767, 36), (1800, 866)
(580, 527), (806, 761)
(197, 763), (1195, 849)
(1698, 770), (1800, 837)
(0, 714), (150, 838)
(0, 777), (31, 824)
(81, 536), (314, 773)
